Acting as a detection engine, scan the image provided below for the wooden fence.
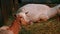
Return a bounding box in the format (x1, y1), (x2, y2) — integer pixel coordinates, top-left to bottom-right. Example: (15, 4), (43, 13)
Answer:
(0, 0), (19, 26)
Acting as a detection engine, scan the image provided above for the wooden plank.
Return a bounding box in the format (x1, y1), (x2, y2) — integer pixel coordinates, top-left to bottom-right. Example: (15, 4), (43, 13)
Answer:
(0, 0), (4, 26)
(1, 0), (8, 24)
(1, 0), (14, 24)
(1, 0), (19, 24)
(5, 0), (12, 16)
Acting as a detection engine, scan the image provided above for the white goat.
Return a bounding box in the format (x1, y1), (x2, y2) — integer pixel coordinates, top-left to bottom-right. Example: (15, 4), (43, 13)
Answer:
(16, 4), (60, 24)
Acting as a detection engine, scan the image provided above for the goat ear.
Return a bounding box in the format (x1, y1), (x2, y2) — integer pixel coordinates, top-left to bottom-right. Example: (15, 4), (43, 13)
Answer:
(25, 12), (28, 14)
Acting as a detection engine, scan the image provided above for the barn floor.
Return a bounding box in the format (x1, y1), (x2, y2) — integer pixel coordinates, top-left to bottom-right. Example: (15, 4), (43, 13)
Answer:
(7, 15), (60, 34)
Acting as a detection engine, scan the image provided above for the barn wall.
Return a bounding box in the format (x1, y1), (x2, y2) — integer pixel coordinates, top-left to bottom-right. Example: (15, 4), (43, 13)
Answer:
(0, 0), (19, 26)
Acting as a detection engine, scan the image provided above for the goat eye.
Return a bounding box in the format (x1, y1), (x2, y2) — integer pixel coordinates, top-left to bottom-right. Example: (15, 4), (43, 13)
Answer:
(25, 12), (28, 14)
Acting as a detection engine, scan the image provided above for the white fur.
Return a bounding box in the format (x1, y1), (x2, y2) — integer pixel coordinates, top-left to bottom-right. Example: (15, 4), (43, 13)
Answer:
(16, 4), (59, 23)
